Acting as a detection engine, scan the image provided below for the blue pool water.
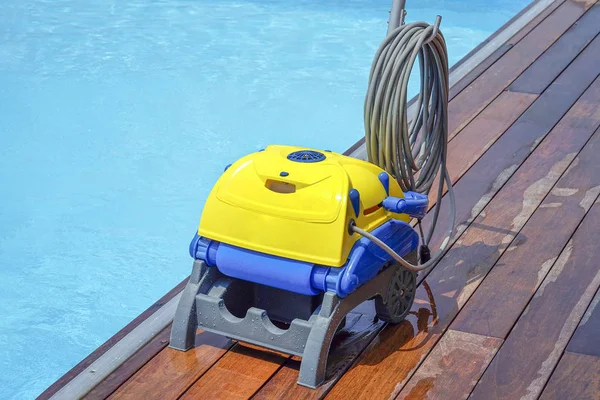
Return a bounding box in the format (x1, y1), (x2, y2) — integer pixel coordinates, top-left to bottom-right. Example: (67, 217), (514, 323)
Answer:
(1, 0), (530, 398)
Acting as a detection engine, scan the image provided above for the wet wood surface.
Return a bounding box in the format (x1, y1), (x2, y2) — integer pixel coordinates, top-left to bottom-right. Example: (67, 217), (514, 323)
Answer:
(46, 2), (600, 399)
(425, 91), (538, 210)
(470, 201), (600, 399)
(566, 289), (600, 357)
(252, 313), (383, 400)
(394, 93), (600, 400)
(396, 330), (503, 400)
(540, 352), (600, 400)
(417, 28), (600, 290)
(451, 82), (600, 339)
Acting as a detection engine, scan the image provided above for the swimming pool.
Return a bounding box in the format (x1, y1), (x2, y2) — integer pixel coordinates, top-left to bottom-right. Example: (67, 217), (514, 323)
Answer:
(0, 0), (531, 398)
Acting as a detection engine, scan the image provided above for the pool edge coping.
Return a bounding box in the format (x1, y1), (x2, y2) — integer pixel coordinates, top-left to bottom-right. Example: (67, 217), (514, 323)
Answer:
(39, 0), (554, 398)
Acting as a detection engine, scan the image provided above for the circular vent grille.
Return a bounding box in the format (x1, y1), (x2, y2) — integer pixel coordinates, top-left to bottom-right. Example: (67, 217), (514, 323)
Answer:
(287, 150), (326, 163)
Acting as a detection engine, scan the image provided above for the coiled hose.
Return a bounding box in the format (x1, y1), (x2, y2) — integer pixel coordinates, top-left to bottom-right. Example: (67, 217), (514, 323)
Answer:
(353, 18), (456, 272)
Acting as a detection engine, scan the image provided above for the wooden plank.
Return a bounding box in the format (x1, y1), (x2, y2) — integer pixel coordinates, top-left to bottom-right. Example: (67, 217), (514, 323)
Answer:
(509, 3), (600, 94)
(252, 312), (384, 400)
(447, 0), (595, 139)
(107, 331), (233, 400)
(448, 0), (566, 99)
(566, 288), (600, 356)
(539, 352), (600, 400)
(37, 278), (187, 400)
(469, 201), (600, 400)
(449, 0), (553, 81)
(448, 44), (512, 99)
(179, 312), (359, 399)
(180, 343), (287, 400)
(504, 1), (566, 45)
(319, 51), (600, 399)
(396, 330), (503, 400)
(82, 327), (171, 400)
(452, 123), (600, 339)
(420, 32), (600, 275)
(425, 91), (538, 210)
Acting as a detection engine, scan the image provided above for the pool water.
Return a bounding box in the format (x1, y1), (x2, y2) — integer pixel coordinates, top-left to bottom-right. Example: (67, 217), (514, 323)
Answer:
(0, 0), (530, 398)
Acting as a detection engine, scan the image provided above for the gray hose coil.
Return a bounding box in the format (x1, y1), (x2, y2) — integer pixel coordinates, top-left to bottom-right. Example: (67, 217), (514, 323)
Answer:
(357, 19), (456, 272)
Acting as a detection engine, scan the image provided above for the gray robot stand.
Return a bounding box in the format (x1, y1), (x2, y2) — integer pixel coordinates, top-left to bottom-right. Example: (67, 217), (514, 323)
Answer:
(169, 251), (417, 389)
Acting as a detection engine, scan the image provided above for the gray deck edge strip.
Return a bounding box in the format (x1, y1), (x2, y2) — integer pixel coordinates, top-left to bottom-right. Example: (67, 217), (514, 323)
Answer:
(46, 1), (555, 398)
(349, 0), (555, 160)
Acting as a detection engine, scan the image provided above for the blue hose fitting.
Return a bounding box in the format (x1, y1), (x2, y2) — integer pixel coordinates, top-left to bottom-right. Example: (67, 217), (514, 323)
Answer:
(382, 191), (429, 220)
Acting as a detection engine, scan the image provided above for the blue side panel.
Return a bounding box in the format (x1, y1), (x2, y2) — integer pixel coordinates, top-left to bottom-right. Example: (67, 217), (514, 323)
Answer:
(338, 220), (418, 296)
(309, 220), (418, 297)
(190, 234), (319, 295)
(215, 243), (320, 296)
(189, 220), (419, 298)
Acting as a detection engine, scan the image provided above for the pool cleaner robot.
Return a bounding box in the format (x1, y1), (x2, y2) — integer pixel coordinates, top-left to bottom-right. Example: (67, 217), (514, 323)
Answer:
(170, 0), (456, 389)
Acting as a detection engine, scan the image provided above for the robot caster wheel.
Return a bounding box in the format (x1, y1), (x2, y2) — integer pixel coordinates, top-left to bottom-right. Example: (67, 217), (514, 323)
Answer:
(375, 265), (417, 323)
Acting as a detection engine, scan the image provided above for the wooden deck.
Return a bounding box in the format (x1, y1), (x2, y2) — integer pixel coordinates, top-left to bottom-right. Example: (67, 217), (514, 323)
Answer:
(40, 0), (600, 399)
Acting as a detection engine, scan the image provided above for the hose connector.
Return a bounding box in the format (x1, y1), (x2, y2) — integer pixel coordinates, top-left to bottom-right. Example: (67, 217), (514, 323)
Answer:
(381, 192), (428, 220)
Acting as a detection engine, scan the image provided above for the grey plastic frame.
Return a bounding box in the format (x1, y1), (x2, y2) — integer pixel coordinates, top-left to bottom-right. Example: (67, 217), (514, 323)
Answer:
(169, 252), (416, 389)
